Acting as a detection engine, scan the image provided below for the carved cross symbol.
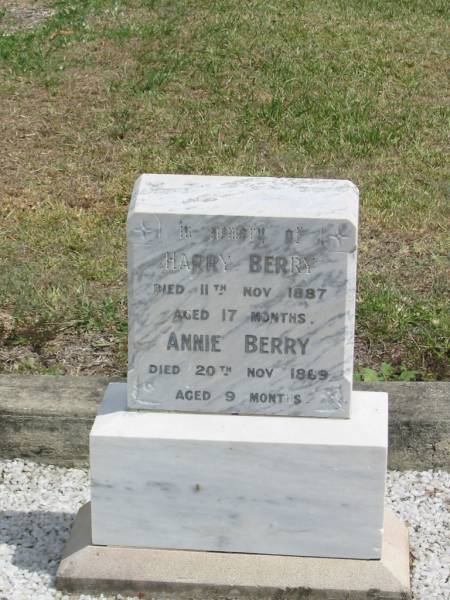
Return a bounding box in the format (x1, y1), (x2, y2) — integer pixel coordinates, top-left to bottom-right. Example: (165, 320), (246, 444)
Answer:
(320, 223), (350, 249)
(130, 219), (161, 243)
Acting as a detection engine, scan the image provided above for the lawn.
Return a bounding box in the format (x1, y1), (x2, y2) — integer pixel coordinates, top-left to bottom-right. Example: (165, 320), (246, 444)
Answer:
(0, 0), (448, 379)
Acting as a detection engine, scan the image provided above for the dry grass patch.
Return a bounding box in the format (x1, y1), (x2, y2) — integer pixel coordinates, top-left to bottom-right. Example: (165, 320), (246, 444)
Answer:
(0, 0), (448, 379)
(0, 40), (142, 210)
(0, 329), (125, 375)
(0, 0), (54, 33)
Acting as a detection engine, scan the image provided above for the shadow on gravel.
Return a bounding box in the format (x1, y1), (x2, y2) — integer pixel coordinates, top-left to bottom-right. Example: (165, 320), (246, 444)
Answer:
(0, 510), (75, 575)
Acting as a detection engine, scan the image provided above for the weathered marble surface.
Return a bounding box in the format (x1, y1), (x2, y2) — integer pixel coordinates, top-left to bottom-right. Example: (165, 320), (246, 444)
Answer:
(128, 175), (359, 417)
(90, 383), (387, 559)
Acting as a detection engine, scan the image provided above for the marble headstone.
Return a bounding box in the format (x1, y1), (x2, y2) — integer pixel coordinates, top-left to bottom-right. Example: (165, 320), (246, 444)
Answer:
(128, 174), (358, 417)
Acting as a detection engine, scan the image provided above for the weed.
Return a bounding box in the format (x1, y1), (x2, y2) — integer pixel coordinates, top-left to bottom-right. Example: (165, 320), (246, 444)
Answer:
(354, 363), (420, 382)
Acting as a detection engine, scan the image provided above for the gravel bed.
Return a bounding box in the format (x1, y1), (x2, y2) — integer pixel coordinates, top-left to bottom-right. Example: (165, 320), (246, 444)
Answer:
(0, 459), (449, 599)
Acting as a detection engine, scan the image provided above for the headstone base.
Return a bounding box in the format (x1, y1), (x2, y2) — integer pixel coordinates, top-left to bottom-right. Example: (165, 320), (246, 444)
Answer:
(56, 503), (410, 599)
(90, 384), (387, 559)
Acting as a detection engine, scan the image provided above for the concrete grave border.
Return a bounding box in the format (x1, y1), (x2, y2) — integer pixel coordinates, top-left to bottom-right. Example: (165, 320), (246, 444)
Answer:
(0, 375), (448, 470)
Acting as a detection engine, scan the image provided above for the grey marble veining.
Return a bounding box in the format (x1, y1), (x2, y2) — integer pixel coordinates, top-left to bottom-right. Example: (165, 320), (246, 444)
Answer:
(127, 174), (358, 417)
(90, 383), (387, 559)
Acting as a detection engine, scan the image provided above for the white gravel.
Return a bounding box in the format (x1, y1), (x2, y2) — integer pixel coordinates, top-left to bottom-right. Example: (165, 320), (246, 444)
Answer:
(0, 459), (449, 600)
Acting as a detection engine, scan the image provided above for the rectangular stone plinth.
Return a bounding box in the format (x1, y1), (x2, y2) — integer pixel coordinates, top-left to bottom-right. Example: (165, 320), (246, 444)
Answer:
(128, 174), (358, 417)
(57, 504), (410, 599)
(90, 383), (387, 559)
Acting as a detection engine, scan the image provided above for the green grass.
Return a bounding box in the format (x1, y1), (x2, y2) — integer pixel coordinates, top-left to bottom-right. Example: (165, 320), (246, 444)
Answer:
(0, 0), (448, 378)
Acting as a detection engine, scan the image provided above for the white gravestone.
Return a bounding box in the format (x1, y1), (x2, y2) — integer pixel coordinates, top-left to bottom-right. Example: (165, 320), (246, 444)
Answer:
(58, 175), (407, 596)
(128, 174), (358, 417)
(84, 175), (390, 564)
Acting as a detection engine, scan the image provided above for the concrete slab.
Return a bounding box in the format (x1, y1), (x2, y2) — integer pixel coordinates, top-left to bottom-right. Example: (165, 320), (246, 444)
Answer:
(56, 503), (411, 599)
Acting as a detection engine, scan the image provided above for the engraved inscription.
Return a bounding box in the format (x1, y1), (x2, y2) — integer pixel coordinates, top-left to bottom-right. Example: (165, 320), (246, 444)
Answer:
(166, 333), (222, 352)
(128, 194), (357, 417)
(249, 254), (313, 274)
(285, 226), (304, 244)
(162, 252), (231, 272)
(244, 336), (310, 355)
(209, 225), (265, 242)
(250, 312), (306, 324)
